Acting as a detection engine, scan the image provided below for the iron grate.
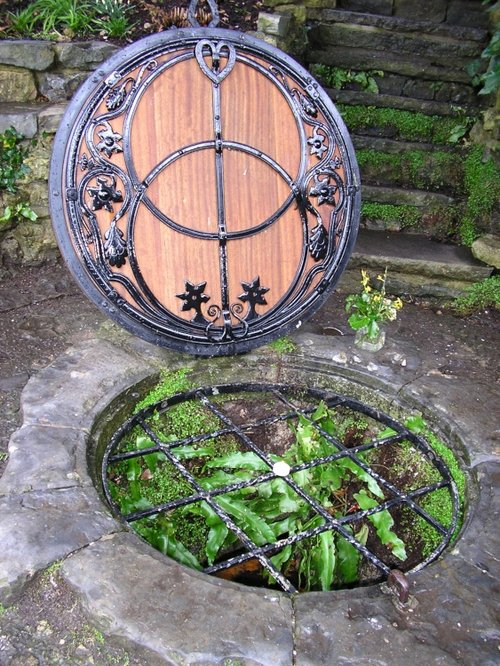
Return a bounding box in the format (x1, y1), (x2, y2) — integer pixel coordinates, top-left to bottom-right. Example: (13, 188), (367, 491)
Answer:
(102, 383), (461, 594)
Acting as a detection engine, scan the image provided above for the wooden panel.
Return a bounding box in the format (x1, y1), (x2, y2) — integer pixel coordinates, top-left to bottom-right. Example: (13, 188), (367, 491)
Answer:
(133, 202), (221, 319)
(130, 57), (214, 182)
(221, 59), (301, 181)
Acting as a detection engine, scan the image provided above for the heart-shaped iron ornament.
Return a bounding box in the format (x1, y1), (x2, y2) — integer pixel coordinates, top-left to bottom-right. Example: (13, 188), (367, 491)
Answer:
(49, 2), (360, 356)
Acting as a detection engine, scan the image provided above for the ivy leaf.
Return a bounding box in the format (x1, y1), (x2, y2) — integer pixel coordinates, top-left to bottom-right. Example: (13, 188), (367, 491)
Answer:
(405, 414), (426, 434)
(354, 490), (407, 561)
(205, 521), (229, 565)
(205, 451), (269, 471)
(337, 458), (384, 498)
(215, 495), (275, 545)
(337, 530), (360, 584)
(316, 530), (336, 590)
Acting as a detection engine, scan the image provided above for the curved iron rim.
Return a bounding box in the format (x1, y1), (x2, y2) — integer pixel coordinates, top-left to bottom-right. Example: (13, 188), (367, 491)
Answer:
(101, 383), (461, 595)
(50, 28), (361, 356)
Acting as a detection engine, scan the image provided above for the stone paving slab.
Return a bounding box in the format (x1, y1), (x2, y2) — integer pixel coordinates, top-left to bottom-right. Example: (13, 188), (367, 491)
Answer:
(0, 330), (498, 663)
(0, 486), (119, 603)
(19, 338), (161, 430)
(61, 531), (294, 666)
(0, 424), (88, 495)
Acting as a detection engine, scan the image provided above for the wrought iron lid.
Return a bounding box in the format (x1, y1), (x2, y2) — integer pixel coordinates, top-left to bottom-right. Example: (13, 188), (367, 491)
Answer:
(49, 5), (360, 356)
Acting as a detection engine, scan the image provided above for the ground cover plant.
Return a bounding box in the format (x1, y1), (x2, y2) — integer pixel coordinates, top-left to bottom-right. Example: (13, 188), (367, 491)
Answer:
(2, 0), (262, 40)
(104, 371), (465, 593)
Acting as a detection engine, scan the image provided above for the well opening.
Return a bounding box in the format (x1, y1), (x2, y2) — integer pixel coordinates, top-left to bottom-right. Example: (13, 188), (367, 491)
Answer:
(97, 380), (464, 595)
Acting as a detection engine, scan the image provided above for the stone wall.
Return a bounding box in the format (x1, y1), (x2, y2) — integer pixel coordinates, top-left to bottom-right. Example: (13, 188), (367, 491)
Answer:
(0, 40), (119, 275)
(0, 0), (497, 273)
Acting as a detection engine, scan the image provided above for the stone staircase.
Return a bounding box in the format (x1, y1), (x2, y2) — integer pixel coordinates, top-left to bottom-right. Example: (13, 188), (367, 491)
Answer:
(305, 0), (492, 241)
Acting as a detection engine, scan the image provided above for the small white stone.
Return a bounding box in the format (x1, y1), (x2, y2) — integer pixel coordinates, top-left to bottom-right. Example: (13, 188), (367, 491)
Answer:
(401, 358), (407, 367)
(352, 355), (362, 363)
(296, 320), (302, 328)
(367, 362), (378, 372)
(332, 352), (348, 364)
(273, 461), (291, 477)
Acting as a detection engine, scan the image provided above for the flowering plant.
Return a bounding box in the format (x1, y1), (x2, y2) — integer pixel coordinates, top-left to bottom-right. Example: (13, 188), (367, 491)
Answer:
(345, 269), (403, 340)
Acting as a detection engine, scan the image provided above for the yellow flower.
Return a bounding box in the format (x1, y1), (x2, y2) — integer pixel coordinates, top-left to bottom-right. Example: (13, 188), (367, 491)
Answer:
(376, 274), (383, 281)
(361, 269), (370, 287)
(394, 298), (403, 310)
(373, 294), (381, 302)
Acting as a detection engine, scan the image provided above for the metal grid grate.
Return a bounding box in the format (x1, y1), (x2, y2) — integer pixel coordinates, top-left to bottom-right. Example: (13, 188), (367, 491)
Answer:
(102, 383), (461, 594)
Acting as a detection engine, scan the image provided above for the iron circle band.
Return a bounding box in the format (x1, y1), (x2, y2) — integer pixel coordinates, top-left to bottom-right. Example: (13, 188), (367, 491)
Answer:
(50, 28), (361, 356)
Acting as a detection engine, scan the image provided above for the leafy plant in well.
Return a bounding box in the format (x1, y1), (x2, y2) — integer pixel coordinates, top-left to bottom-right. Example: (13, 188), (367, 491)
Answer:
(111, 401), (410, 591)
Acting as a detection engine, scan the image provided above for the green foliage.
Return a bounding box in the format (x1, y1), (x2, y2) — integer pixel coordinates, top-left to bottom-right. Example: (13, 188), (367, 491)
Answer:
(361, 202), (421, 230)
(346, 269), (404, 340)
(7, 0), (135, 39)
(467, 2), (500, 96)
(311, 64), (383, 94)
(356, 149), (460, 192)
(0, 128), (30, 193)
(0, 202), (38, 227)
(267, 336), (297, 354)
(134, 368), (193, 413)
(339, 104), (469, 145)
(93, 0), (136, 39)
(460, 146), (499, 246)
(116, 401), (410, 592)
(452, 276), (500, 314)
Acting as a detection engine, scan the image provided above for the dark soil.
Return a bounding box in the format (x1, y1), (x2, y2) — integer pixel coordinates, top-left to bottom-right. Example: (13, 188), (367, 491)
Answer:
(0, 0), (266, 41)
(0, 258), (499, 662)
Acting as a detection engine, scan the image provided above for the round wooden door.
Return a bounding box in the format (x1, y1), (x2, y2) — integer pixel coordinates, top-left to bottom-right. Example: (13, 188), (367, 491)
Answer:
(50, 28), (360, 355)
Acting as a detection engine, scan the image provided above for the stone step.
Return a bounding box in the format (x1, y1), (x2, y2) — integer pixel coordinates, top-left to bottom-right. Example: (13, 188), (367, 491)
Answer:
(336, 0), (490, 29)
(360, 185), (458, 237)
(357, 146), (463, 194)
(328, 87), (477, 117)
(338, 229), (493, 298)
(308, 45), (475, 86)
(0, 102), (66, 137)
(318, 8), (488, 43)
(362, 185), (455, 208)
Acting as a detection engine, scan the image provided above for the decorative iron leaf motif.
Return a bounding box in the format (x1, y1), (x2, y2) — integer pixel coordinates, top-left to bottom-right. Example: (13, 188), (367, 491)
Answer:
(298, 91), (318, 117)
(307, 127), (328, 160)
(78, 154), (95, 171)
(96, 123), (123, 158)
(87, 175), (123, 212)
(309, 222), (328, 261)
(106, 84), (128, 111)
(309, 173), (337, 206)
(104, 224), (127, 267)
(239, 276), (269, 320)
(176, 280), (210, 324)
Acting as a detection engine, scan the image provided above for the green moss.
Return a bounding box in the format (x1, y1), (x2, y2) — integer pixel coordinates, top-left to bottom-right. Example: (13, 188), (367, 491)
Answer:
(134, 368), (193, 412)
(338, 104), (466, 144)
(460, 146), (499, 246)
(356, 149), (459, 192)
(361, 202), (421, 229)
(452, 276), (500, 315)
(267, 336), (297, 354)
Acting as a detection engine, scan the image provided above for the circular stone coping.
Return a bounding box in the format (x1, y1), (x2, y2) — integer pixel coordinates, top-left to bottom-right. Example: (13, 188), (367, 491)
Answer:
(1, 331), (494, 665)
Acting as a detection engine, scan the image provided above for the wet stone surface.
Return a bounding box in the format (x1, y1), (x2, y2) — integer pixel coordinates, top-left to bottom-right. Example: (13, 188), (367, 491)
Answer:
(0, 260), (499, 664)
